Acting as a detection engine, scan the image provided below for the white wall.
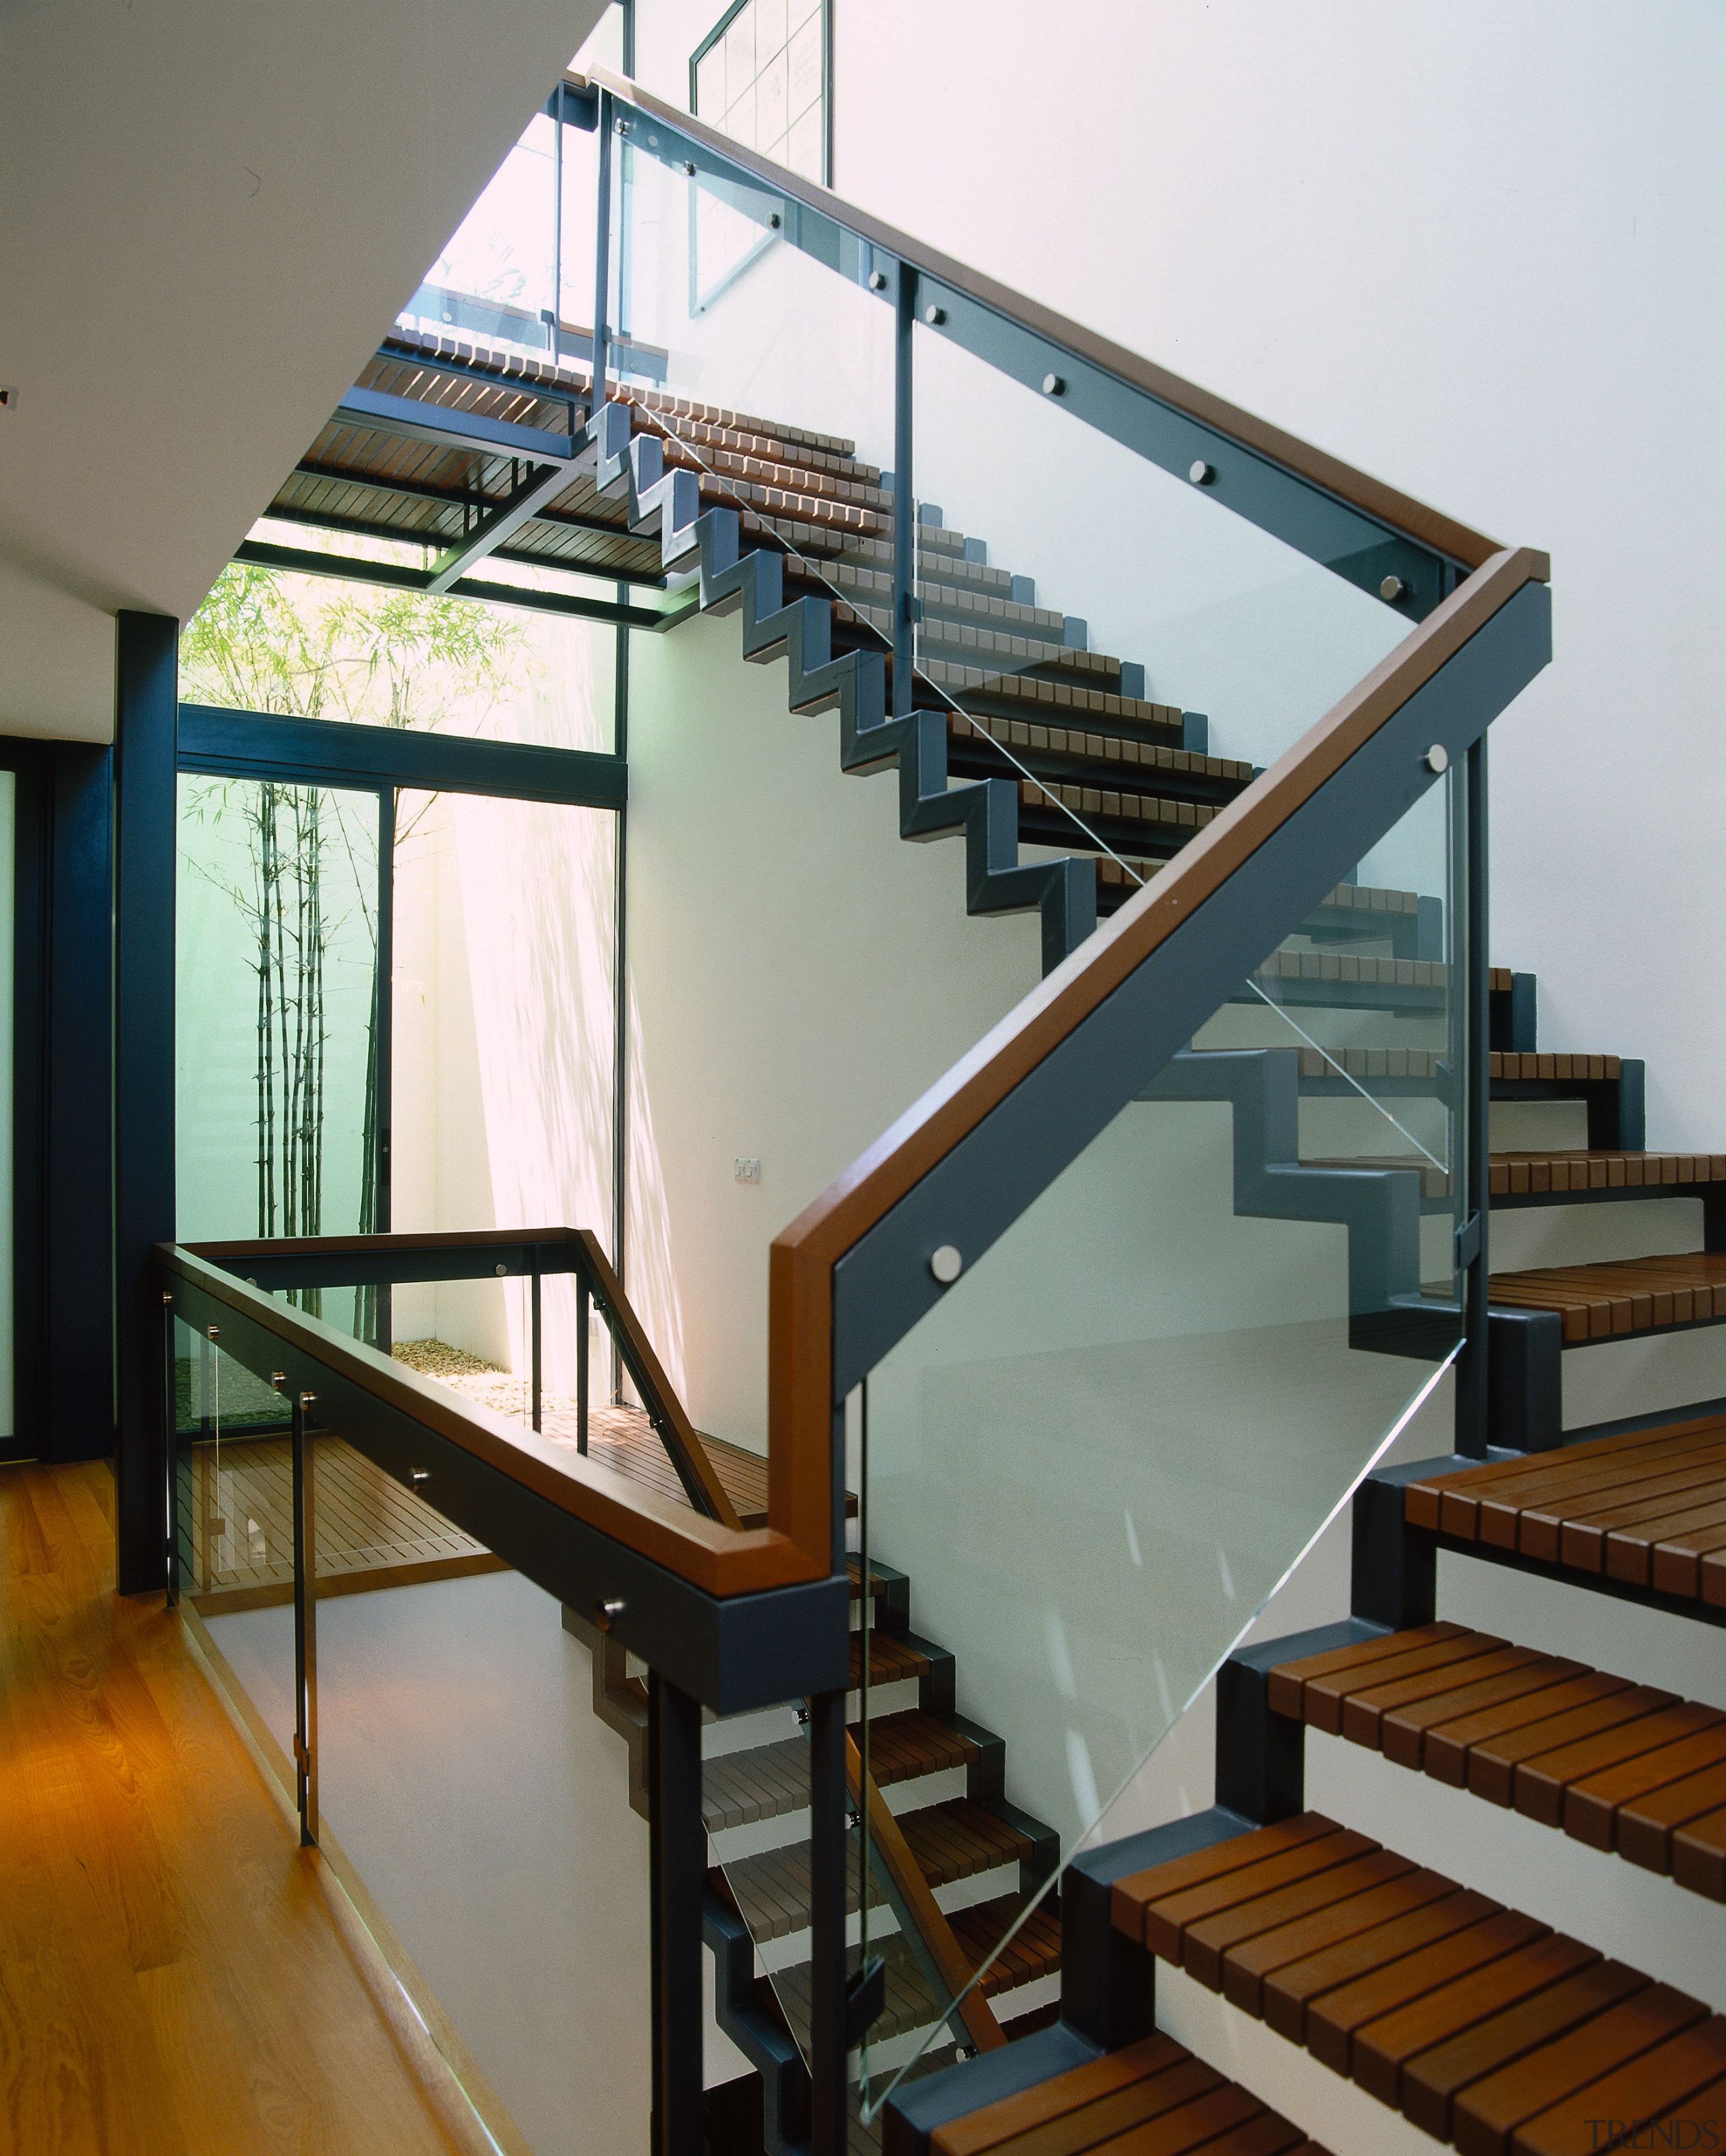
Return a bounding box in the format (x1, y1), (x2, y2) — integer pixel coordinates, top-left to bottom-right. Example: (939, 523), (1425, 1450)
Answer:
(623, 609), (1044, 1446)
(618, 0), (1726, 1150)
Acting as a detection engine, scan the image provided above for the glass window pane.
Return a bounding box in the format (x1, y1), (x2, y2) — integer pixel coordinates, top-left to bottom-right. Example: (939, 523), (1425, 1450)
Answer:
(176, 776), (380, 1264)
(181, 562), (620, 754)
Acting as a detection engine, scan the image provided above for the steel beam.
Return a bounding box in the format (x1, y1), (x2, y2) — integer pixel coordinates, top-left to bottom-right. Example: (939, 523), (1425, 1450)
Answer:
(230, 540), (678, 630)
(425, 448), (595, 593)
(177, 702), (628, 809)
(333, 384), (577, 465)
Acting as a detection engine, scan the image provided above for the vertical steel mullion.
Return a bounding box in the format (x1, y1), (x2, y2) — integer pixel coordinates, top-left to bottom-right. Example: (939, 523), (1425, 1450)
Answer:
(162, 1294), (179, 1606)
(891, 266), (917, 719)
(531, 1267), (543, 1434)
(576, 1276), (590, 1455)
(808, 1681), (848, 2155)
(291, 1387), (320, 1846)
(648, 1673), (704, 2156)
(375, 787), (394, 1354)
(612, 589), (630, 1407)
(552, 95), (564, 365)
(593, 92), (614, 404)
(1456, 736), (1491, 1455)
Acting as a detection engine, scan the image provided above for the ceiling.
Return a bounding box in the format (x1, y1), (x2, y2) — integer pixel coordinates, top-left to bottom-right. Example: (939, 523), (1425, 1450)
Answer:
(0, 0), (608, 742)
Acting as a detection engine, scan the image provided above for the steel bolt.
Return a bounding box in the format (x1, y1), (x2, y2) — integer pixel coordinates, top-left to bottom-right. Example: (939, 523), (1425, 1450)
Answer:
(1424, 744), (1450, 774)
(868, 269), (889, 290)
(1381, 574), (1409, 603)
(924, 303), (947, 326)
(1189, 460), (1215, 485)
(930, 1245), (963, 1285)
(495, 1262), (507, 1276)
(1042, 373), (1066, 397)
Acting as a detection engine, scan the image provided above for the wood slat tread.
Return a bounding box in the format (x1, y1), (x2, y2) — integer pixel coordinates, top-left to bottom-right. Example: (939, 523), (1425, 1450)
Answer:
(1107, 1811), (1726, 2154)
(1487, 1251), (1726, 1342)
(1488, 1151), (1726, 1196)
(925, 2028), (1330, 2155)
(1404, 1418), (1726, 1612)
(1491, 1053), (1623, 1083)
(1266, 1627), (1726, 1898)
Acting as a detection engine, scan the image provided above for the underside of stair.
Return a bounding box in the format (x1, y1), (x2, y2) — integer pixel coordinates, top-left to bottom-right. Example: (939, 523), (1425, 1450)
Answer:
(1108, 1810), (1726, 2156)
(1266, 1623), (1726, 1900)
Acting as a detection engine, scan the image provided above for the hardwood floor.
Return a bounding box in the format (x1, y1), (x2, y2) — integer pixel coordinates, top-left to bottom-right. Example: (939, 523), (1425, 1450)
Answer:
(0, 1459), (496, 2156)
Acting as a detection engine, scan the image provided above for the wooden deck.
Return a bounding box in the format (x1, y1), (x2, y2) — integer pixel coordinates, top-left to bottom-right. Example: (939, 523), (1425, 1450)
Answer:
(178, 1433), (505, 1615)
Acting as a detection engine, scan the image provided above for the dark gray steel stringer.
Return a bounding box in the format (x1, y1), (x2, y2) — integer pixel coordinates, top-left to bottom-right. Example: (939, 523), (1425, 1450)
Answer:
(1140, 1050), (1423, 1318)
(591, 402), (1097, 976)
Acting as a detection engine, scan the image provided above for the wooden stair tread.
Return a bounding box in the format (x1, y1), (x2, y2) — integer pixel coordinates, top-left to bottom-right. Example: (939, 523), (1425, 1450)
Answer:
(1106, 1811), (1726, 2153)
(1486, 1251), (1726, 1342)
(1403, 1418), (1726, 1608)
(720, 1799), (1032, 1946)
(924, 2028), (1330, 2155)
(850, 1627), (932, 1691)
(855, 1710), (980, 1787)
(1268, 1630), (1726, 1900)
(1489, 1150), (1726, 1195)
(1489, 1052), (1623, 1082)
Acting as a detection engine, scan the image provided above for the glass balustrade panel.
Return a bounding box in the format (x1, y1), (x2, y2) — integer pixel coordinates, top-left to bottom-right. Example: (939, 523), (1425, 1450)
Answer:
(180, 1331), (303, 1794)
(606, 133), (899, 635)
(908, 325), (1428, 893)
(856, 771), (1468, 2114)
(310, 1464), (647, 2156)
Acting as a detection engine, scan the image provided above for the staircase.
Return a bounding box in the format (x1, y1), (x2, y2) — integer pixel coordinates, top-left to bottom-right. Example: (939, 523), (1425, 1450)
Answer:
(884, 975), (1726, 2156)
(569, 1554), (1063, 2151)
(296, 332), (1255, 976)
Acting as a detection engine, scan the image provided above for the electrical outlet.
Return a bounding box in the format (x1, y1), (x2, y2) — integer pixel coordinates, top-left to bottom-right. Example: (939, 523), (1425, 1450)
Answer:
(734, 1157), (761, 1185)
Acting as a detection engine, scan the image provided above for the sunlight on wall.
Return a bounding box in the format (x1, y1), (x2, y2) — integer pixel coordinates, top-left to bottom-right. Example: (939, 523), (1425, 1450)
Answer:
(390, 622), (619, 1389)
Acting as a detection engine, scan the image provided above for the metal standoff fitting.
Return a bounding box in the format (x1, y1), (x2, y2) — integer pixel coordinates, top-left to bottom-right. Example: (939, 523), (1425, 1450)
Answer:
(614, 117), (629, 135)
(299, 1391), (316, 1410)
(1380, 574), (1409, 603)
(767, 211), (781, 227)
(930, 1245), (963, 1285)
(410, 1468), (429, 1487)
(1424, 744), (1450, 774)
(682, 160), (696, 175)
(1042, 372), (1066, 396)
(923, 303), (947, 326)
(495, 1262), (507, 1276)
(868, 268), (889, 290)
(271, 1371), (287, 1390)
(595, 1596), (626, 1633)
(1189, 460), (1215, 485)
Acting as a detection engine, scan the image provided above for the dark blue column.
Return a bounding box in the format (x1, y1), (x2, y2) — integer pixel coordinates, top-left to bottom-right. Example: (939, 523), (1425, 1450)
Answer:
(113, 611), (178, 1592)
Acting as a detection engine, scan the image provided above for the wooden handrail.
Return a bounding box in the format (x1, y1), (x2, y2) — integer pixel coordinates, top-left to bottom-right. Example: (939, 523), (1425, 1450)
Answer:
(768, 546), (1549, 1522)
(160, 1240), (799, 1594)
(843, 1735), (1005, 2056)
(589, 66), (1500, 574)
